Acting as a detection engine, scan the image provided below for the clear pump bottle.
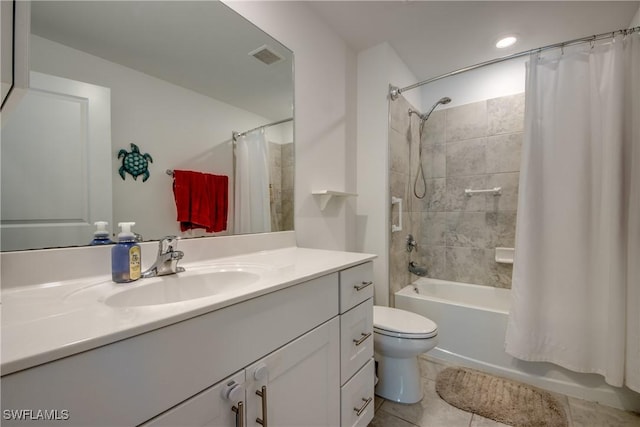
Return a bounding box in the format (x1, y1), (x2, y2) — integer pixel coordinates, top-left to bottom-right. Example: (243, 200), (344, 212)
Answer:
(90, 221), (113, 245)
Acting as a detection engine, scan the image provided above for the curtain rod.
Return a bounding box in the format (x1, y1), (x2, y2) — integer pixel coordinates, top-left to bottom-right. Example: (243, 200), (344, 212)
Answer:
(232, 117), (293, 141)
(389, 25), (640, 100)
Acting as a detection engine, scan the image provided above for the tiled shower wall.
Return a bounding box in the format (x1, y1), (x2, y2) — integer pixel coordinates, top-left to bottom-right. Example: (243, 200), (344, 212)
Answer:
(389, 93), (524, 298)
(268, 142), (294, 232)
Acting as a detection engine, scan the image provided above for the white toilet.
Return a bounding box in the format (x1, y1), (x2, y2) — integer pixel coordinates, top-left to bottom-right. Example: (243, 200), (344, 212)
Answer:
(373, 306), (438, 404)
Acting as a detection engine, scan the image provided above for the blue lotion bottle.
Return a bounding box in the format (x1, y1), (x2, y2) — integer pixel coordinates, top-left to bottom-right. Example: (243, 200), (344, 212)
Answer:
(90, 221), (113, 245)
(112, 222), (141, 283)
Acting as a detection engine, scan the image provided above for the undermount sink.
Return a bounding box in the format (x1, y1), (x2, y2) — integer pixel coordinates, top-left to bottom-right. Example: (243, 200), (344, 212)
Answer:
(105, 269), (261, 307)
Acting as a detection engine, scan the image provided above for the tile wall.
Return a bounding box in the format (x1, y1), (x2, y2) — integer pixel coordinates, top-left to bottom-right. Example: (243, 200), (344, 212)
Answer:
(268, 142), (294, 232)
(389, 93), (524, 295)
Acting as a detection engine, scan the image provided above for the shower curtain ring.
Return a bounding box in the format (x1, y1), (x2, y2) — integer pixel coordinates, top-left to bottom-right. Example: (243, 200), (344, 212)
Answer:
(590, 36), (596, 49)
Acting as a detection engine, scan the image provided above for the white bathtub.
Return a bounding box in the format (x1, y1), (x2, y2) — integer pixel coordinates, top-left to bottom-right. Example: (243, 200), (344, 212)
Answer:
(395, 278), (640, 412)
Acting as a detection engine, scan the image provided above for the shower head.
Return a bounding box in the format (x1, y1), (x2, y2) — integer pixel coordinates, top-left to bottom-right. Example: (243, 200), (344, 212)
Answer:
(408, 97), (452, 122)
(421, 97), (452, 122)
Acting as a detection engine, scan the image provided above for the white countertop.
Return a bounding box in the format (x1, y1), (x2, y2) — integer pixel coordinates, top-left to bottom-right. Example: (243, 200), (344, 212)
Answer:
(1, 247), (375, 375)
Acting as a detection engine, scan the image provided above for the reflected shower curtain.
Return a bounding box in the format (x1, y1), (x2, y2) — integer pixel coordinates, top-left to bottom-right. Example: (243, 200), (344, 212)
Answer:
(234, 129), (271, 234)
(505, 33), (640, 392)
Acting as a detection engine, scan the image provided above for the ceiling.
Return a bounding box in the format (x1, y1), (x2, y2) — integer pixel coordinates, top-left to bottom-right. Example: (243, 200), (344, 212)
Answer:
(30, 1), (639, 118)
(308, 1), (640, 82)
(30, 1), (294, 121)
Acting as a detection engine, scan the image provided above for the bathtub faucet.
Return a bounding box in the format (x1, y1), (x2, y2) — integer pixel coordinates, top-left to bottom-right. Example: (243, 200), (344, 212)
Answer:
(408, 261), (428, 277)
(406, 234), (418, 252)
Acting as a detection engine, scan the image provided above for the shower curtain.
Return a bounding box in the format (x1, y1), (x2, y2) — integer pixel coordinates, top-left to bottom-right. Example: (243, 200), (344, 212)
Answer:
(505, 33), (640, 392)
(234, 129), (272, 234)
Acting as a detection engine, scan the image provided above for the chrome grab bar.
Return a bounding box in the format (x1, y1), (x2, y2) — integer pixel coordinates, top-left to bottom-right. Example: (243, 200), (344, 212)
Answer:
(464, 187), (502, 197)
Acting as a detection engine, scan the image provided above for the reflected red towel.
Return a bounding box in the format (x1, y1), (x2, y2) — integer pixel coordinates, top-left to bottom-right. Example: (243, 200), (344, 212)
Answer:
(173, 170), (228, 233)
(209, 173), (228, 232)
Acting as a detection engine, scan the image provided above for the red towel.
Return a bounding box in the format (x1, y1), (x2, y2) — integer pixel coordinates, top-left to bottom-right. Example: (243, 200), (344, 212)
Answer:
(173, 170), (228, 233)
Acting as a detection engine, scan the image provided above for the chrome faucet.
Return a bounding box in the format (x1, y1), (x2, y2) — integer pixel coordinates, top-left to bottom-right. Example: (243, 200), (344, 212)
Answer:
(406, 234), (418, 252)
(142, 236), (185, 278)
(408, 261), (428, 277)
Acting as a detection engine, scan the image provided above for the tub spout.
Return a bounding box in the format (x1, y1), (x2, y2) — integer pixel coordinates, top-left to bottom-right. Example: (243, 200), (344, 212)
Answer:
(408, 261), (428, 277)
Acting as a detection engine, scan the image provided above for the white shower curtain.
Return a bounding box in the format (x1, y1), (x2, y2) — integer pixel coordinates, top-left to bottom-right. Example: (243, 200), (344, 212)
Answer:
(505, 33), (640, 392)
(234, 129), (272, 234)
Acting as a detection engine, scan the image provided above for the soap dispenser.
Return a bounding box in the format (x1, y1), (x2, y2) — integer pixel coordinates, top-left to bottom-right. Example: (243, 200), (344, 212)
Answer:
(90, 221), (113, 245)
(112, 222), (141, 283)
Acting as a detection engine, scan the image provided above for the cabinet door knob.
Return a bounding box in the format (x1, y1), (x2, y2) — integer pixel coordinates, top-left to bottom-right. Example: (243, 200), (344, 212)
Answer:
(353, 332), (372, 346)
(353, 397), (372, 416)
(354, 281), (373, 291)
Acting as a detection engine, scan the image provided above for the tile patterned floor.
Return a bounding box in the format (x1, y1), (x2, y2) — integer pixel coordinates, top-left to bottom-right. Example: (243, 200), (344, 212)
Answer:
(369, 356), (640, 427)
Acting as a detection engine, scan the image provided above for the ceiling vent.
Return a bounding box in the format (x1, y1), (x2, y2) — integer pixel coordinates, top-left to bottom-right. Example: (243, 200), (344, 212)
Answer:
(249, 45), (284, 65)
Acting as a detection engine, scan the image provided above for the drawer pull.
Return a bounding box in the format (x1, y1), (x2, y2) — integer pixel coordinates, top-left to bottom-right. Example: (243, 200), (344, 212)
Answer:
(354, 281), (373, 291)
(256, 386), (268, 426)
(353, 397), (373, 416)
(231, 401), (244, 427)
(353, 332), (372, 346)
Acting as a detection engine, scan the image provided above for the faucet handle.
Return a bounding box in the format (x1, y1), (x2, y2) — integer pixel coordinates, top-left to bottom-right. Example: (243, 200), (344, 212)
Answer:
(159, 235), (179, 254)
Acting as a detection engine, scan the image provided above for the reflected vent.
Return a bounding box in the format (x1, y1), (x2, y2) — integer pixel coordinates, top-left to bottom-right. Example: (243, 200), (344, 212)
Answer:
(249, 45), (284, 65)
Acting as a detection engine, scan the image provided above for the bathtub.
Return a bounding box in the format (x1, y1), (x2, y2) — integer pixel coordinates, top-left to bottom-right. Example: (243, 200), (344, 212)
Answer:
(395, 278), (640, 412)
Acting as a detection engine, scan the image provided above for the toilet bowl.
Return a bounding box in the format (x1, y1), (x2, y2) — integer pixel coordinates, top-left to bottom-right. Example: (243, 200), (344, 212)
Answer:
(373, 305), (438, 404)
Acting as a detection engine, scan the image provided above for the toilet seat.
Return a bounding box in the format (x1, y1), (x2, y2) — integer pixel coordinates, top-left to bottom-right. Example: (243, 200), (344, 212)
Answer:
(373, 306), (437, 339)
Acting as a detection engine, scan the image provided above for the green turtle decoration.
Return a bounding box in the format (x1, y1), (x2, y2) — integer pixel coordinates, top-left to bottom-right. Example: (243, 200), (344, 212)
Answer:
(118, 143), (153, 182)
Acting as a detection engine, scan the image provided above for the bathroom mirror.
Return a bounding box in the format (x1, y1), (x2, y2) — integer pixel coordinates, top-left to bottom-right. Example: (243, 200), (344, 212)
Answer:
(0, 0), (15, 108)
(0, 1), (294, 251)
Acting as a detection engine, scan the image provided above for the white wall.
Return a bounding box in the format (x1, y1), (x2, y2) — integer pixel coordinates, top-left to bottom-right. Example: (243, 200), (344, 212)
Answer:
(356, 42), (419, 306)
(224, 1), (358, 252)
(631, 4), (640, 27)
(420, 56), (526, 110)
(31, 35), (276, 242)
(265, 121), (293, 145)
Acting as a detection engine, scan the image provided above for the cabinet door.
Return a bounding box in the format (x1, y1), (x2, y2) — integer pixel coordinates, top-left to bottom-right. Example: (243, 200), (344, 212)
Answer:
(141, 371), (245, 427)
(245, 318), (340, 427)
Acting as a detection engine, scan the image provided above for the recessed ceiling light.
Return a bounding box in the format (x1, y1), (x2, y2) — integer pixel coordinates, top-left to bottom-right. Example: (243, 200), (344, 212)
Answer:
(496, 36), (517, 49)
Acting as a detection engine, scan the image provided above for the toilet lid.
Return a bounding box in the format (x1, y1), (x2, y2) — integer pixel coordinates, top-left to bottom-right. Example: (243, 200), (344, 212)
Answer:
(373, 306), (438, 339)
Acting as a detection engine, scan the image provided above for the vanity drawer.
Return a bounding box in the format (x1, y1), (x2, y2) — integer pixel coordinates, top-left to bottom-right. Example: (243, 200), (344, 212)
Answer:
(339, 262), (373, 313)
(341, 358), (375, 427)
(340, 298), (373, 385)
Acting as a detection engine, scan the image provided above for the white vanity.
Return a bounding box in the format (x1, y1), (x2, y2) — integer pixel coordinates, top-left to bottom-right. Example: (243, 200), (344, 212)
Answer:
(1, 233), (376, 427)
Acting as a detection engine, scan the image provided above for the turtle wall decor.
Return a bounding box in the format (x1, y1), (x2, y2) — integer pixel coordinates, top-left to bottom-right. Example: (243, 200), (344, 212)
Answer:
(118, 143), (153, 182)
